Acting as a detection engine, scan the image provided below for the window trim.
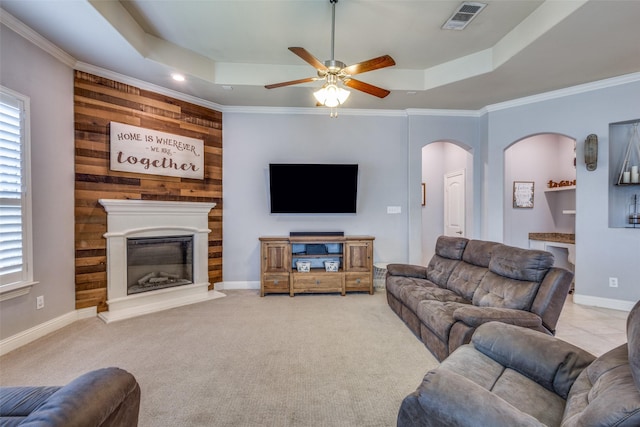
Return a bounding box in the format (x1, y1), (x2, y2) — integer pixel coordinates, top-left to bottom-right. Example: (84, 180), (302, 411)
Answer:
(0, 86), (37, 298)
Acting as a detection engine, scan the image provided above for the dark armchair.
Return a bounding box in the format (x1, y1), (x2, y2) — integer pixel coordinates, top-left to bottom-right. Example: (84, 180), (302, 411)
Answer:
(398, 300), (640, 426)
(0, 367), (140, 426)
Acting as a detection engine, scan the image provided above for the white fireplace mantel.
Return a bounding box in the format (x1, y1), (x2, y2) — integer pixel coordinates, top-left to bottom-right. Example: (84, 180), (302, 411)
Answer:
(98, 199), (224, 323)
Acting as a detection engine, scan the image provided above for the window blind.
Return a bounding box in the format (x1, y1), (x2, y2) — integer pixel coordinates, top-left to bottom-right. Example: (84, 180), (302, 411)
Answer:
(0, 93), (25, 285)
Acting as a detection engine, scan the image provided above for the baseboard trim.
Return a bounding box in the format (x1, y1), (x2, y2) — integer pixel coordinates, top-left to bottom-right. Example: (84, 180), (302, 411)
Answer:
(0, 306), (96, 356)
(215, 281), (260, 290)
(572, 294), (635, 312)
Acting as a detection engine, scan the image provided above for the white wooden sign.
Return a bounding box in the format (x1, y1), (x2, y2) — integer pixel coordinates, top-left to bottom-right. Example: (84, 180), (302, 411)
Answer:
(109, 121), (204, 179)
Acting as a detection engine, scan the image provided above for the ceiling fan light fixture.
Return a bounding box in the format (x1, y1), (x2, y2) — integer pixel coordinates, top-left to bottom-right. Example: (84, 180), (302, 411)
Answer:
(314, 84), (350, 108)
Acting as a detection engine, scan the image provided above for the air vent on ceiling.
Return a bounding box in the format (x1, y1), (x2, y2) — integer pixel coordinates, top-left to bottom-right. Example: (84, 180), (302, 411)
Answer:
(442, 2), (487, 30)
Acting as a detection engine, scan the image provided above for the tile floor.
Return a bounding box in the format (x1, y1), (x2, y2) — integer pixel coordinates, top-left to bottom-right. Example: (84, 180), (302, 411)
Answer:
(555, 295), (629, 356)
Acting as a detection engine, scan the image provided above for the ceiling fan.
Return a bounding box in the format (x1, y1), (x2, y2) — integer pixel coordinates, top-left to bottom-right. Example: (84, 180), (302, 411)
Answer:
(264, 0), (395, 112)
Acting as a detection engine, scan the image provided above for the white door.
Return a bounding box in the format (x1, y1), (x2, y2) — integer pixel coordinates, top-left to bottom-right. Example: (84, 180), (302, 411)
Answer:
(444, 170), (465, 237)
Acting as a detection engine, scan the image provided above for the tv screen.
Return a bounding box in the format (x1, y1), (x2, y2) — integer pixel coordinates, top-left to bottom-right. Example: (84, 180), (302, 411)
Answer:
(269, 164), (358, 214)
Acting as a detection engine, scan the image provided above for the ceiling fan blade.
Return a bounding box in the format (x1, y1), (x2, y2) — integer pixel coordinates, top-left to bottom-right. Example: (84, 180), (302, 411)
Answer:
(343, 78), (391, 98)
(265, 77), (318, 89)
(288, 47), (328, 71)
(342, 55), (395, 76)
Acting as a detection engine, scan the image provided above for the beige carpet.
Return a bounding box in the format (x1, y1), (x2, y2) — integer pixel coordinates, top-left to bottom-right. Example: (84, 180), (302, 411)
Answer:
(0, 289), (437, 426)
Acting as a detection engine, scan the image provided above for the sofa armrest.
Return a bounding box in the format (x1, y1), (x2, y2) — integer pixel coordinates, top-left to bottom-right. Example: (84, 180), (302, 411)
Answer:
(386, 263), (428, 279)
(453, 306), (542, 328)
(17, 367), (141, 427)
(399, 369), (545, 427)
(471, 322), (596, 399)
(530, 267), (573, 333)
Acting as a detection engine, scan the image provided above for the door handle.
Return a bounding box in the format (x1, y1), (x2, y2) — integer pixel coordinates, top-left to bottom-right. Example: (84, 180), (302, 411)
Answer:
(456, 231), (463, 235)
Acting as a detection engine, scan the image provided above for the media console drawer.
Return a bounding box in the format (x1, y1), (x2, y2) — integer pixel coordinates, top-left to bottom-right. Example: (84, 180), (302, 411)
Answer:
(345, 273), (372, 292)
(262, 274), (290, 295)
(292, 272), (344, 295)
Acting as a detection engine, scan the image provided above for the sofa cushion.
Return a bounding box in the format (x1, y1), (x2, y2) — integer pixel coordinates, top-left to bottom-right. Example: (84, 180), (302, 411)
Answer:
(439, 345), (565, 426)
(473, 272), (540, 310)
(416, 300), (469, 342)
(386, 276), (435, 301)
(404, 286), (469, 312)
(492, 368), (567, 426)
(434, 235), (468, 260)
(489, 244), (553, 282)
(446, 263), (489, 301)
(426, 256), (460, 288)
(462, 240), (501, 268)
(425, 236), (468, 288)
(472, 321), (594, 399)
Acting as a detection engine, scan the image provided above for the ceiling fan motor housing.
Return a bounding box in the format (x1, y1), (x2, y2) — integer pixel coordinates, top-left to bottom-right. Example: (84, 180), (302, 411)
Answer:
(325, 59), (346, 72)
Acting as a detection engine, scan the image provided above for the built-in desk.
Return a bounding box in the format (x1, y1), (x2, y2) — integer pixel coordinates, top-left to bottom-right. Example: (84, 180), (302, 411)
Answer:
(528, 233), (575, 264)
(529, 233), (575, 293)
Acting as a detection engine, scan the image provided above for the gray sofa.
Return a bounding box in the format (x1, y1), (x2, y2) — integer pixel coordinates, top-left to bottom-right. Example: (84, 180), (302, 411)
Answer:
(0, 367), (140, 426)
(397, 299), (640, 426)
(386, 236), (573, 361)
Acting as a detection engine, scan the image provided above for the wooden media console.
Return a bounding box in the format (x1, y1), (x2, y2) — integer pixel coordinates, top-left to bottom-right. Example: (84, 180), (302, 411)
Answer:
(259, 235), (374, 297)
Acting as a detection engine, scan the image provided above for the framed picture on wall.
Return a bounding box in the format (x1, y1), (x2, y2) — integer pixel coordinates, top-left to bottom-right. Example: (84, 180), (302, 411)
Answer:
(513, 181), (534, 208)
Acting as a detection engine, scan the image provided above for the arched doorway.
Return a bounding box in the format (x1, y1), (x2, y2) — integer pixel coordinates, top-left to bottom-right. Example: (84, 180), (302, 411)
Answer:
(503, 133), (576, 248)
(421, 141), (473, 265)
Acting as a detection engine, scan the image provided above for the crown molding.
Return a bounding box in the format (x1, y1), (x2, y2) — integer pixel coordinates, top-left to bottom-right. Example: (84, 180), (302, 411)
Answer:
(75, 62), (225, 112)
(0, 8), (76, 68)
(405, 108), (482, 118)
(482, 72), (640, 114)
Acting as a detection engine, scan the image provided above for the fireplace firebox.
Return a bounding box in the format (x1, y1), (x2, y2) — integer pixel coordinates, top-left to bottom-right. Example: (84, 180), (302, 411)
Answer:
(127, 235), (194, 295)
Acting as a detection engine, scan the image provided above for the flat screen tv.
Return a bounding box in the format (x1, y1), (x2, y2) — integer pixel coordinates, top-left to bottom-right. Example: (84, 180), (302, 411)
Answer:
(269, 163), (358, 214)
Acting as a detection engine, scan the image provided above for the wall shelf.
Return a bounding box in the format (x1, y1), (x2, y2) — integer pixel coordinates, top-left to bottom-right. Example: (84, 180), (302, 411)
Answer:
(609, 119), (640, 228)
(616, 122), (640, 185)
(544, 185), (576, 192)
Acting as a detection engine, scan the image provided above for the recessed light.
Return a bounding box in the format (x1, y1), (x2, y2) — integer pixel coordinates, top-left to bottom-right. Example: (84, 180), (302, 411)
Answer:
(222, 85), (233, 91)
(171, 73), (185, 82)
(406, 91), (417, 96)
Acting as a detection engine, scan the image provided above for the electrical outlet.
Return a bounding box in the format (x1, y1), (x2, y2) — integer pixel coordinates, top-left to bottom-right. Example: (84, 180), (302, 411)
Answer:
(36, 295), (44, 310)
(609, 277), (619, 288)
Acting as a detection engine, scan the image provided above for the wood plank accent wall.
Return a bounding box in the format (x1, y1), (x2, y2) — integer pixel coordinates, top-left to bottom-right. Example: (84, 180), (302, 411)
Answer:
(74, 71), (223, 312)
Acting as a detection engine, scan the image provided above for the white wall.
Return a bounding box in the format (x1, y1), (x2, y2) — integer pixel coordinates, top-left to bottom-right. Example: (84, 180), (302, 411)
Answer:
(485, 79), (640, 307)
(222, 112), (409, 284)
(0, 23), (75, 340)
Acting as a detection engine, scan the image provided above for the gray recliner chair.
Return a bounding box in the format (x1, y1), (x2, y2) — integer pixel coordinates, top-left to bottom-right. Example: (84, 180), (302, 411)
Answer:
(0, 367), (140, 426)
(398, 300), (640, 426)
